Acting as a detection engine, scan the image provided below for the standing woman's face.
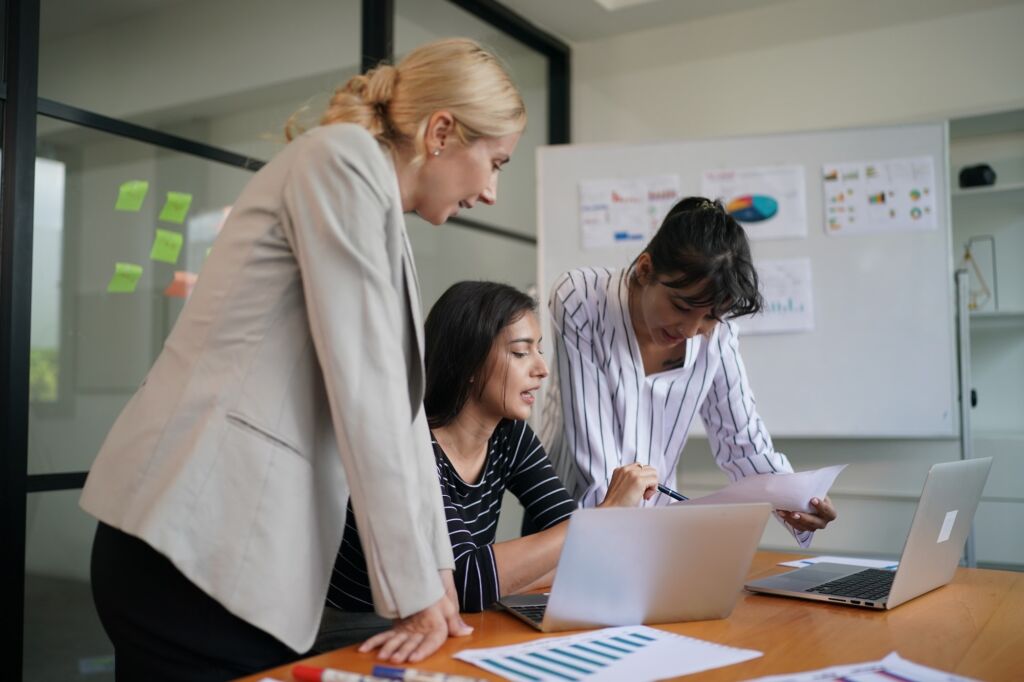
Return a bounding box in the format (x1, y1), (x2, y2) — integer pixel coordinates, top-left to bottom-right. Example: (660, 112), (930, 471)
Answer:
(632, 254), (720, 348)
(412, 114), (521, 225)
(474, 311), (548, 423)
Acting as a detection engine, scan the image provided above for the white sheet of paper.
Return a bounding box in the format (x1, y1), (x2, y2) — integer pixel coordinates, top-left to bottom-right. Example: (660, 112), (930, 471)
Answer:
(821, 156), (937, 236)
(701, 164), (808, 241)
(678, 465), (846, 513)
(455, 625), (761, 682)
(738, 258), (815, 336)
(578, 175), (681, 250)
(743, 651), (979, 681)
(778, 555), (898, 570)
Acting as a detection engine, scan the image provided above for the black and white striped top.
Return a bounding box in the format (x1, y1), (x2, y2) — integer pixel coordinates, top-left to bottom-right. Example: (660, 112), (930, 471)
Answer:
(542, 267), (811, 547)
(327, 419), (576, 613)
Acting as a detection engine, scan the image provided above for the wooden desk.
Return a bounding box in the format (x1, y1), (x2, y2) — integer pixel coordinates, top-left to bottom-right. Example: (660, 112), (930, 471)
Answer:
(238, 552), (1024, 681)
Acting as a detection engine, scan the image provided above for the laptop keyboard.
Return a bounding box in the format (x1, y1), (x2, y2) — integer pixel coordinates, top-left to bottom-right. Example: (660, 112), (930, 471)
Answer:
(807, 568), (894, 602)
(507, 604), (546, 625)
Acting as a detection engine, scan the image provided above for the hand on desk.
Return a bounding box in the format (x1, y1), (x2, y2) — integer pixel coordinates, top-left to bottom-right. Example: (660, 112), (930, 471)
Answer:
(357, 569), (472, 664)
(777, 496), (838, 533)
(599, 462), (660, 507)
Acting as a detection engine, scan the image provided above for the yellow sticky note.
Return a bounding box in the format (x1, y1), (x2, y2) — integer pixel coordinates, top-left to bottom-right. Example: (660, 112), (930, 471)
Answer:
(106, 262), (143, 293)
(164, 270), (198, 299)
(158, 191), (193, 224)
(149, 229), (184, 264)
(115, 181), (149, 212)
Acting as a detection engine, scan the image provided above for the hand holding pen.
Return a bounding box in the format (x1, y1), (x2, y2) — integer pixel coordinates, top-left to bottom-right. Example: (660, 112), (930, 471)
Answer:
(599, 462), (661, 507)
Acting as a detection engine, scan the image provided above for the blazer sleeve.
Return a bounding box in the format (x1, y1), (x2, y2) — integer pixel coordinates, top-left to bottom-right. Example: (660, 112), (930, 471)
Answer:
(699, 321), (813, 548)
(281, 129), (445, 618)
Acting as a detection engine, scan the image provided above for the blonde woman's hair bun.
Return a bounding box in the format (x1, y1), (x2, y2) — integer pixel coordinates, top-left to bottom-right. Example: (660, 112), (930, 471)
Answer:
(287, 38), (525, 156)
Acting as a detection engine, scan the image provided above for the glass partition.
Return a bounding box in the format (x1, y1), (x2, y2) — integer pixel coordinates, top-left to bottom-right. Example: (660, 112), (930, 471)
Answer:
(38, 0), (362, 161)
(28, 117), (254, 476)
(24, 490), (112, 682)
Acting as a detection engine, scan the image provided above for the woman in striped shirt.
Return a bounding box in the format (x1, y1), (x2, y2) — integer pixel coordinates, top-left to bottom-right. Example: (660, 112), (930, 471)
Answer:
(328, 281), (658, 622)
(542, 197), (837, 546)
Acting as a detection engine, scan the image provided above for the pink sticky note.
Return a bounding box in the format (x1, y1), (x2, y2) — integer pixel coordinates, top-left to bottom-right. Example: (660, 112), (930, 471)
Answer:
(164, 271), (198, 299)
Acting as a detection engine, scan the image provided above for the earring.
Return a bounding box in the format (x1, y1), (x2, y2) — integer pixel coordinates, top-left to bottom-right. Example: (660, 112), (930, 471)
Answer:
(432, 149), (441, 156)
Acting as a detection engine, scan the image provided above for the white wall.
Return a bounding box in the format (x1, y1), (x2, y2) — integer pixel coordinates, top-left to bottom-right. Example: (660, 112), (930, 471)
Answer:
(572, 0), (1024, 143)
(526, 0), (1024, 567)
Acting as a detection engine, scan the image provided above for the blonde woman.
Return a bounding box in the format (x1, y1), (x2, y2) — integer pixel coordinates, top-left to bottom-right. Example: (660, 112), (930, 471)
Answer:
(82, 39), (525, 680)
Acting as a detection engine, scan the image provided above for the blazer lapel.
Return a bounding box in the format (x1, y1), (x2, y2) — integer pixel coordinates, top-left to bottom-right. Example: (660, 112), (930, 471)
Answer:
(400, 228), (426, 413)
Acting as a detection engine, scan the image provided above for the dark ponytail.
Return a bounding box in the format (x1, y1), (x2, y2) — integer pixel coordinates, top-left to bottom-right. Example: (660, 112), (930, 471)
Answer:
(631, 196), (763, 319)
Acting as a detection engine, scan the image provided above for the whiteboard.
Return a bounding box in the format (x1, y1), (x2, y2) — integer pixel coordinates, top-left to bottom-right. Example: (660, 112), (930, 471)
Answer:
(536, 124), (957, 438)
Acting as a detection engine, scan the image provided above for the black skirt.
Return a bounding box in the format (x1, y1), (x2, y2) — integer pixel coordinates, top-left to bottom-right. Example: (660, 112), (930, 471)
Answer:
(90, 522), (302, 682)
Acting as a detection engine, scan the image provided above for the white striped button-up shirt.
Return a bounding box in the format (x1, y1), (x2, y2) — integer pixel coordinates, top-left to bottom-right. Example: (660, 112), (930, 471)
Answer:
(542, 267), (811, 547)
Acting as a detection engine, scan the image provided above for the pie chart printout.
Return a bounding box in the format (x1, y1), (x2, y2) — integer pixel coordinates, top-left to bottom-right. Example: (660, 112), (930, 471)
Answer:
(726, 194), (778, 222)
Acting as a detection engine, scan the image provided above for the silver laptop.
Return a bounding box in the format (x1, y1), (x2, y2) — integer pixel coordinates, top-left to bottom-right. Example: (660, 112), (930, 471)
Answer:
(746, 457), (992, 610)
(499, 502), (771, 632)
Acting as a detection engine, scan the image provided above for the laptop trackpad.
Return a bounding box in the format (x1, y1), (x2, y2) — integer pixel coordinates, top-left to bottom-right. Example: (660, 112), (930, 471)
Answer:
(764, 563), (860, 589)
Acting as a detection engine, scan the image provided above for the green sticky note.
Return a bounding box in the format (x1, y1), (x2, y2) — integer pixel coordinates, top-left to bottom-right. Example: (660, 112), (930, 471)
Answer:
(115, 181), (149, 212)
(158, 191), (193, 224)
(149, 228), (184, 264)
(106, 262), (143, 293)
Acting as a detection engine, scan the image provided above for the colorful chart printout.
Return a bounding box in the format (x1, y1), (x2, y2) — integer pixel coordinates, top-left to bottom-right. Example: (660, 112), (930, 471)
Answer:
(821, 156), (937, 235)
(701, 165), (807, 240)
(737, 258), (814, 336)
(578, 175), (681, 250)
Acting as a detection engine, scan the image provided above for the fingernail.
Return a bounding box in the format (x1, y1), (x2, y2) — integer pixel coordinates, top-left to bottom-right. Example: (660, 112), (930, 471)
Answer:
(811, 498), (820, 505)
(792, 513), (800, 520)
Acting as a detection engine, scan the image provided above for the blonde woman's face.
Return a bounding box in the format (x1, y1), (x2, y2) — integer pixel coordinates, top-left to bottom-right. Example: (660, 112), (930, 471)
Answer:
(413, 131), (521, 225)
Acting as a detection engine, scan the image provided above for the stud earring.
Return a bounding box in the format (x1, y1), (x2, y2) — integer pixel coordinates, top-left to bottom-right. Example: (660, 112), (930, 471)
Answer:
(432, 148), (441, 156)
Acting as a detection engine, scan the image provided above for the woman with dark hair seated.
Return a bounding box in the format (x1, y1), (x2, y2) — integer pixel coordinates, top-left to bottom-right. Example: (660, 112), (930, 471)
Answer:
(326, 281), (658, 620)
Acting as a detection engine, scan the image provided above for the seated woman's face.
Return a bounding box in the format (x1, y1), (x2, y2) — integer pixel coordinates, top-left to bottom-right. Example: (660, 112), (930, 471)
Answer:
(474, 311), (548, 422)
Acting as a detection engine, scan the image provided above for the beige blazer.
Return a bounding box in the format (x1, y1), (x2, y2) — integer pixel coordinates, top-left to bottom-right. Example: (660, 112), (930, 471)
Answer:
(80, 124), (454, 653)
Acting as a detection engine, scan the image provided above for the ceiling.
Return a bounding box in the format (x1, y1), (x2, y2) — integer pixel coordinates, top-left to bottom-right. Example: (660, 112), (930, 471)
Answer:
(40, 0), (793, 43)
(497, 0), (796, 42)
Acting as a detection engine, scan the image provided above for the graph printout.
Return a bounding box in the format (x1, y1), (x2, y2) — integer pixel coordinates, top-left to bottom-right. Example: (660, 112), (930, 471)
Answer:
(578, 175), (680, 250)
(454, 625), (761, 682)
(821, 156), (937, 235)
(744, 651), (979, 682)
(701, 164), (808, 241)
(737, 258), (814, 336)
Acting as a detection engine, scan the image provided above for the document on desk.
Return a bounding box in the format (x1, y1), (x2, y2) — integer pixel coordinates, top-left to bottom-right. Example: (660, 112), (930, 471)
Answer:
(778, 555), (898, 570)
(454, 625), (761, 682)
(742, 651), (980, 681)
(677, 465), (847, 513)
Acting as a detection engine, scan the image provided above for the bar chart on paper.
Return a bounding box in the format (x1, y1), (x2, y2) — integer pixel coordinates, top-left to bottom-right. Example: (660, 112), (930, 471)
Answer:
(454, 625), (761, 682)
(740, 258), (814, 336)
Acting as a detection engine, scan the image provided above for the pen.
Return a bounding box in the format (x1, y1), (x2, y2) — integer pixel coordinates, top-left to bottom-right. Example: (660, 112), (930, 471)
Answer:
(292, 664), (393, 682)
(657, 483), (689, 502)
(372, 665), (486, 682)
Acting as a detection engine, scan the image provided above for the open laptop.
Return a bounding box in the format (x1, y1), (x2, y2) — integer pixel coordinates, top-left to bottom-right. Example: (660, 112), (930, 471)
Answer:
(498, 502), (771, 632)
(746, 457), (992, 610)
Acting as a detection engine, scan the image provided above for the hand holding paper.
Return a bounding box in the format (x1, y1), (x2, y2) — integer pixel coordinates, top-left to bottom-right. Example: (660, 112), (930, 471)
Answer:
(678, 465), (846, 513)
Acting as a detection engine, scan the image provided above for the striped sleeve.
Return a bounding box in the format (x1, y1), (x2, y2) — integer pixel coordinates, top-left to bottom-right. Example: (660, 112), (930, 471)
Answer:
(699, 321), (814, 548)
(436, 466), (501, 613)
(549, 269), (618, 508)
(505, 422), (576, 530)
